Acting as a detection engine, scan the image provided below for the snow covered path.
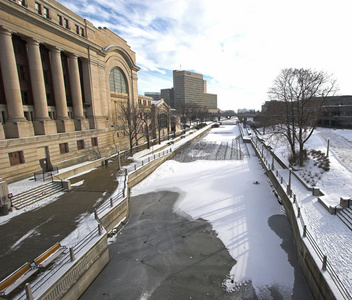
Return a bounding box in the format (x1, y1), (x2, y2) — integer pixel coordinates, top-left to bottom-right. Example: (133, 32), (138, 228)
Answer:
(316, 127), (352, 172)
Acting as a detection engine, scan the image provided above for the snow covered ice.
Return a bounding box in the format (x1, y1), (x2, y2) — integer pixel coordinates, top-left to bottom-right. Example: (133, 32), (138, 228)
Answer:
(133, 124), (296, 298)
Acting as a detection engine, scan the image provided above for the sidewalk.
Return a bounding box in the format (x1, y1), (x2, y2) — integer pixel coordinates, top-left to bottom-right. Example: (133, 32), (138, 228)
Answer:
(0, 160), (120, 283)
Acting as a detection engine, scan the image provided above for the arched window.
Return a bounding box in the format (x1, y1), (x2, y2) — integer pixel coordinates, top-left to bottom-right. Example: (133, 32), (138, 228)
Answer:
(109, 67), (127, 94)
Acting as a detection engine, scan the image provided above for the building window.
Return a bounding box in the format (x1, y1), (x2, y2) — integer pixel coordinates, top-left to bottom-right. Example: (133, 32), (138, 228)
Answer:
(9, 151), (25, 166)
(19, 0), (26, 6)
(109, 67), (127, 94)
(75, 25), (79, 34)
(58, 15), (63, 25)
(35, 2), (41, 14)
(80, 27), (85, 37)
(64, 18), (69, 29)
(59, 143), (69, 154)
(77, 140), (85, 150)
(43, 7), (50, 18)
(91, 137), (98, 147)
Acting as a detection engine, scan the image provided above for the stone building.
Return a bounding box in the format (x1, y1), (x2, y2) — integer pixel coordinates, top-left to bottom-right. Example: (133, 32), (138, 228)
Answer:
(0, 0), (142, 183)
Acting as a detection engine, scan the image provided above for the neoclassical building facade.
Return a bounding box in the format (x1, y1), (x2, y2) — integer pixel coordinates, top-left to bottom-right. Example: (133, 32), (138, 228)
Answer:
(0, 0), (142, 182)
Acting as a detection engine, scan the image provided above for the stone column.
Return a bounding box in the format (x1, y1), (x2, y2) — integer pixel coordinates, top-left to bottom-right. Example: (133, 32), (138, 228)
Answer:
(68, 54), (89, 130)
(26, 39), (57, 135)
(0, 28), (25, 122)
(26, 38), (49, 121)
(0, 27), (34, 138)
(68, 54), (84, 119)
(50, 47), (74, 133)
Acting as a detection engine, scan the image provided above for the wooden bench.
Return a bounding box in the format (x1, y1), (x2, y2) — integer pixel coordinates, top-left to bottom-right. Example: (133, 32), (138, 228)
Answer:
(34, 242), (66, 268)
(0, 262), (37, 296)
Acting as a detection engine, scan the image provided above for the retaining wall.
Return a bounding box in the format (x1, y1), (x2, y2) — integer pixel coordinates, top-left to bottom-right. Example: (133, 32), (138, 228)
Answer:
(39, 234), (109, 300)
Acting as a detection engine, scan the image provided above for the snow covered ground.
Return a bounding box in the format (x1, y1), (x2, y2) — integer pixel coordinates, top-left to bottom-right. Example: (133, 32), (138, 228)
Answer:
(258, 126), (352, 297)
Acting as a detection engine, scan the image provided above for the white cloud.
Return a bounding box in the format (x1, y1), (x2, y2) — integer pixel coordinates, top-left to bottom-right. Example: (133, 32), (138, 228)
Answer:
(58, 0), (351, 110)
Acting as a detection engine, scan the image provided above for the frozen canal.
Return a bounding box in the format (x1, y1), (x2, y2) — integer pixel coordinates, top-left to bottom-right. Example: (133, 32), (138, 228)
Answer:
(80, 123), (312, 299)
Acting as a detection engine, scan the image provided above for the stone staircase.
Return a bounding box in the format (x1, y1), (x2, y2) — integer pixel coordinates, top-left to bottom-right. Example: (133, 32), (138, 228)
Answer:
(337, 207), (352, 231)
(11, 182), (66, 209)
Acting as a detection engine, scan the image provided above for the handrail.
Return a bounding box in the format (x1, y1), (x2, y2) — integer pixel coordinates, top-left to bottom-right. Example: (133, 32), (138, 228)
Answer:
(51, 174), (64, 188)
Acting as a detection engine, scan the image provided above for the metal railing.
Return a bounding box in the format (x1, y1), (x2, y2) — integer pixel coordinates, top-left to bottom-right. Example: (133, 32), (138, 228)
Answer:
(253, 137), (352, 300)
(34, 167), (59, 182)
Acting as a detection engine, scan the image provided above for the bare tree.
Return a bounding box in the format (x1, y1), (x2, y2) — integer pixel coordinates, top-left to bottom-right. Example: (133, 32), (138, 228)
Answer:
(118, 101), (144, 155)
(268, 68), (338, 166)
(138, 109), (153, 149)
(177, 103), (193, 130)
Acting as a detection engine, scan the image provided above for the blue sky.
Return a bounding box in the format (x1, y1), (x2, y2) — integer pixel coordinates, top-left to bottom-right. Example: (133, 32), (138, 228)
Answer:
(57, 0), (352, 111)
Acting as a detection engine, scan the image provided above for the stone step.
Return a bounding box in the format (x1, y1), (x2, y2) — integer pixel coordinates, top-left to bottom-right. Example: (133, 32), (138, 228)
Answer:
(11, 183), (65, 209)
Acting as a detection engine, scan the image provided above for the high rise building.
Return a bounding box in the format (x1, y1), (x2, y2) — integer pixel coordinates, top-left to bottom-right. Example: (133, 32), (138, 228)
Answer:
(172, 70), (217, 112)
(173, 70), (204, 108)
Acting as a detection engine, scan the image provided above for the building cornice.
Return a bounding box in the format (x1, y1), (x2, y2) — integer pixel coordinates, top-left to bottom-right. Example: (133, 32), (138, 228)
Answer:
(0, 0), (105, 57)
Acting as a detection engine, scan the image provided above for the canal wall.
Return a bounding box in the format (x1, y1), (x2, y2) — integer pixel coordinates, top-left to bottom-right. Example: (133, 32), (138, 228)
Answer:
(251, 139), (338, 300)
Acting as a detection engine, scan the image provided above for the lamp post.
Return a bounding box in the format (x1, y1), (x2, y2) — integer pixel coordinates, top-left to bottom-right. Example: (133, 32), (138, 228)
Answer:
(327, 139), (330, 157)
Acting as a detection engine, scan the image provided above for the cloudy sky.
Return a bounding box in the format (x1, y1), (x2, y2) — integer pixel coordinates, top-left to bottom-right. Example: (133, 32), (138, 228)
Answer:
(57, 0), (351, 111)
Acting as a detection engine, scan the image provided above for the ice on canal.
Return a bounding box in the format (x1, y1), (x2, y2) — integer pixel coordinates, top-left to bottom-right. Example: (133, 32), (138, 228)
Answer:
(133, 125), (295, 298)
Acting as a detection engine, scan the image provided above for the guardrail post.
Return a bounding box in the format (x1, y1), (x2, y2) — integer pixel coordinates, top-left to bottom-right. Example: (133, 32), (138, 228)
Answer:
(110, 198), (113, 207)
(297, 207), (301, 218)
(281, 176), (283, 184)
(148, 157), (150, 162)
(271, 155), (275, 171)
(142, 160), (144, 166)
(276, 170), (278, 177)
(70, 247), (75, 261)
(154, 154), (156, 160)
(134, 164), (137, 170)
(25, 283), (34, 300)
(303, 225), (307, 237)
(293, 194), (296, 203)
(322, 255), (327, 270)
(98, 224), (103, 235)
(94, 209), (98, 220)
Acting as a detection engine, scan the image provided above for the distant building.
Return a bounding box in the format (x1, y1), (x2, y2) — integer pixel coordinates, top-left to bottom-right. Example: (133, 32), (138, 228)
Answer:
(172, 70), (217, 111)
(161, 88), (174, 108)
(261, 96), (352, 128)
(319, 96), (352, 128)
(144, 92), (161, 102)
(203, 93), (218, 113)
